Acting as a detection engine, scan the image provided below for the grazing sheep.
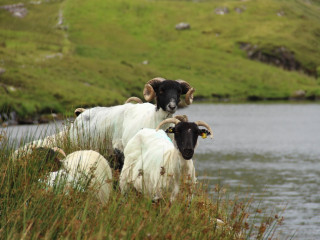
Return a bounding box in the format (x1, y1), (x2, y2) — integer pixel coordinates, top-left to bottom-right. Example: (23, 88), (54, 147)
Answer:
(46, 150), (113, 204)
(13, 77), (195, 170)
(119, 117), (213, 201)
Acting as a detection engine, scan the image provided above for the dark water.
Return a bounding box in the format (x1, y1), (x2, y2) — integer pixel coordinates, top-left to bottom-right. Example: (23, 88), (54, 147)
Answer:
(177, 103), (320, 239)
(2, 103), (320, 239)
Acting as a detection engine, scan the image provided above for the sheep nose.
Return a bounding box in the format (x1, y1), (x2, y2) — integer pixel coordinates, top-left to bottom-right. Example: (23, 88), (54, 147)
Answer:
(169, 105), (176, 110)
(168, 102), (176, 110)
(184, 149), (193, 155)
(184, 149), (194, 156)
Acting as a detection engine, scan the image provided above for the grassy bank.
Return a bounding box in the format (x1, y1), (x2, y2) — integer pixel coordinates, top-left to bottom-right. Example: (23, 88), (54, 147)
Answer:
(0, 0), (320, 122)
(0, 127), (284, 239)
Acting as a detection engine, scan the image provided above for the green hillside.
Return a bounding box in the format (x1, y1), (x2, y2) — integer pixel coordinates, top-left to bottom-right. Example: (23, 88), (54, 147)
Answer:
(1, 0), (320, 122)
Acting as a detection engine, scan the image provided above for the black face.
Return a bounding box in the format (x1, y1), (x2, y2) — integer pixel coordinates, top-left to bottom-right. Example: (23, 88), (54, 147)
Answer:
(167, 122), (198, 160)
(152, 80), (182, 114)
(166, 122), (211, 160)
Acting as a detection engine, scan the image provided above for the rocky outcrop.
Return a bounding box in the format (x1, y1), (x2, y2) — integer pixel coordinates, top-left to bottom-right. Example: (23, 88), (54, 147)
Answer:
(239, 42), (314, 75)
(0, 3), (27, 18)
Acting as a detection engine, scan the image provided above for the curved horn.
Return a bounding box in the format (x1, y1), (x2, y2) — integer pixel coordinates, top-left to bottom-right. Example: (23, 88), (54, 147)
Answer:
(185, 87), (195, 105)
(147, 77), (166, 86)
(74, 108), (86, 117)
(195, 121), (213, 139)
(52, 147), (67, 158)
(176, 79), (195, 105)
(143, 77), (166, 102)
(174, 115), (188, 122)
(125, 97), (143, 104)
(156, 118), (181, 131)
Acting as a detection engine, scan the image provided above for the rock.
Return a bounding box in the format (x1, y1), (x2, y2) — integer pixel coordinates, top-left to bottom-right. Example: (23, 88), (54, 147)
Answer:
(0, 3), (28, 18)
(0, 68), (5, 75)
(235, 6), (246, 14)
(57, 10), (63, 26)
(277, 10), (285, 17)
(83, 82), (91, 86)
(0, 111), (17, 125)
(175, 22), (190, 30)
(45, 53), (63, 59)
(214, 7), (229, 15)
(7, 86), (16, 92)
(30, 1), (42, 5)
(142, 60), (149, 65)
(292, 90), (306, 99)
(239, 42), (310, 74)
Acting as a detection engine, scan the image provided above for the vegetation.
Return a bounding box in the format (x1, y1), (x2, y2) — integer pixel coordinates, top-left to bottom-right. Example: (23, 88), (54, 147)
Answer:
(0, 0), (320, 121)
(0, 126), (284, 239)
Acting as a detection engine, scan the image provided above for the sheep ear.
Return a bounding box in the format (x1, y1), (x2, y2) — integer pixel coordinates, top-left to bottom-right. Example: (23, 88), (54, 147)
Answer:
(199, 129), (211, 139)
(165, 127), (175, 134)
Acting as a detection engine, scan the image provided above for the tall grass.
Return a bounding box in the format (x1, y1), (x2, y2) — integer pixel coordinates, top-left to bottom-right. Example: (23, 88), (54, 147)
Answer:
(0, 124), (285, 239)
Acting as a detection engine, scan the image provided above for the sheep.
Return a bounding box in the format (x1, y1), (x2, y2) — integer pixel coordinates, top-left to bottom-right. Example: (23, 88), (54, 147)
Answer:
(13, 77), (195, 170)
(119, 117), (213, 201)
(68, 77), (195, 167)
(45, 150), (113, 204)
(71, 77), (194, 145)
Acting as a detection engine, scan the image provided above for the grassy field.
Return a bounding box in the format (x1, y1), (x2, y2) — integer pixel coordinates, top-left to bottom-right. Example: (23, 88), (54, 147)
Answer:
(0, 0), (320, 121)
(0, 127), (285, 239)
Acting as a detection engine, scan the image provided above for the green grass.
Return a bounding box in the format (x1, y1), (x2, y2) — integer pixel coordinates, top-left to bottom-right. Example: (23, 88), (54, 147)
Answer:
(0, 126), (284, 239)
(1, 0), (320, 121)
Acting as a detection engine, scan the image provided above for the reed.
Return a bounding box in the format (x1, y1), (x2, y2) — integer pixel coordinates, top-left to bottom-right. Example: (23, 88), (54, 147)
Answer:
(0, 124), (284, 239)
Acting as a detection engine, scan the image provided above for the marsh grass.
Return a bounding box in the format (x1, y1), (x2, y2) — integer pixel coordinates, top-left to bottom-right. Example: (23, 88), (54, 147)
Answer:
(0, 124), (285, 239)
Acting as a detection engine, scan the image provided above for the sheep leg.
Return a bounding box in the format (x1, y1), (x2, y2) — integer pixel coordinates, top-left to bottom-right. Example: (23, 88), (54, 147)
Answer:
(170, 182), (180, 202)
(112, 148), (124, 171)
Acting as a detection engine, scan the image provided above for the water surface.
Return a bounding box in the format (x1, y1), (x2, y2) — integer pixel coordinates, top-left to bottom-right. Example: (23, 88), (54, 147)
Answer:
(177, 103), (320, 239)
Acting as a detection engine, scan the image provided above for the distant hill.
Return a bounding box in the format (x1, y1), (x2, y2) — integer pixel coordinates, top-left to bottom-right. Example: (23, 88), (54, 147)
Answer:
(1, 0), (320, 123)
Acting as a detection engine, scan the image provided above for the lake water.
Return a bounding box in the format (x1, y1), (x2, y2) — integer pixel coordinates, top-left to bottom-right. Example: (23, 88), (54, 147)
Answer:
(3, 103), (320, 239)
(177, 103), (320, 239)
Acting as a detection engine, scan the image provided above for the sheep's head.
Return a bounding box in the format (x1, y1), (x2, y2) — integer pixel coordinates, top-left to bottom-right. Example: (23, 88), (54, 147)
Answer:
(143, 77), (195, 114)
(156, 118), (213, 160)
(74, 108), (86, 117)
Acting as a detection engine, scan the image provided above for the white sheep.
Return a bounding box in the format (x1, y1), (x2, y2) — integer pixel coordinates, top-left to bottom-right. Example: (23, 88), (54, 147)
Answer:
(13, 78), (195, 170)
(46, 150), (113, 204)
(119, 117), (213, 201)
(69, 77), (194, 150)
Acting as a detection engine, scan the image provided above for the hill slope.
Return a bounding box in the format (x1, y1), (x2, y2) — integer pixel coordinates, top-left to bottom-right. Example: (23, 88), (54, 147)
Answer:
(0, 0), (320, 122)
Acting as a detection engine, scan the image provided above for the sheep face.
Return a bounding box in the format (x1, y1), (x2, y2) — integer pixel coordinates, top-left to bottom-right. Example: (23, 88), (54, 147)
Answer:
(167, 122), (211, 160)
(153, 80), (182, 114)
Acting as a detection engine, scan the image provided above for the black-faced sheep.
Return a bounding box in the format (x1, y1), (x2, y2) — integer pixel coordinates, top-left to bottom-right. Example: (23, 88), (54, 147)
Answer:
(119, 117), (213, 201)
(13, 77), (195, 171)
